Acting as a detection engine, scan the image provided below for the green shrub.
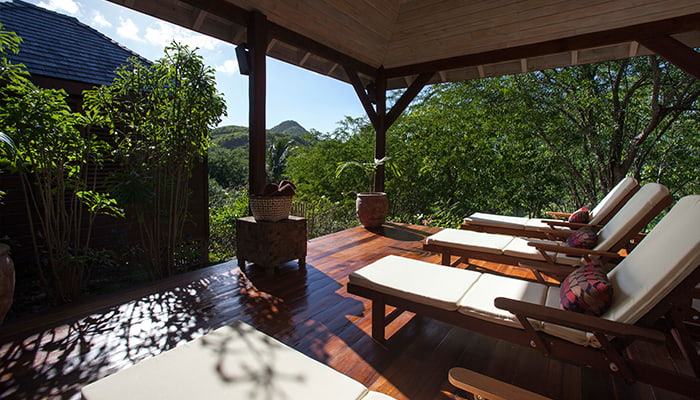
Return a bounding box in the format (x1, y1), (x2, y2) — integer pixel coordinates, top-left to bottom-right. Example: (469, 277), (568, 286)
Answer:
(209, 187), (248, 262)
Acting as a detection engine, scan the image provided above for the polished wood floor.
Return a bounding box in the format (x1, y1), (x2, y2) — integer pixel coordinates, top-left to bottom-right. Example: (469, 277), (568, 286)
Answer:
(0, 222), (693, 400)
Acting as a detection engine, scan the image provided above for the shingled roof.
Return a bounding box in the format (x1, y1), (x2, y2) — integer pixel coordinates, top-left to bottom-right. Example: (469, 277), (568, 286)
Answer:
(0, 0), (146, 86)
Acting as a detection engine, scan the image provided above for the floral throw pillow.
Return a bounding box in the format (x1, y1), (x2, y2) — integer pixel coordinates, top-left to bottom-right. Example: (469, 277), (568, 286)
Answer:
(560, 261), (613, 316)
(565, 225), (598, 249)
(567, 206), (590, 223)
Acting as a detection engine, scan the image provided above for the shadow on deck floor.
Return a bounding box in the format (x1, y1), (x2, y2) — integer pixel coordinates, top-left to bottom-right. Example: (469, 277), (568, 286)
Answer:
(0, 222), (693, 400)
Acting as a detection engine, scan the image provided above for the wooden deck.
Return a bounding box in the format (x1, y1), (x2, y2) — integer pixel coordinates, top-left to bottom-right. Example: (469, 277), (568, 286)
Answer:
(0, 222), (693, 400)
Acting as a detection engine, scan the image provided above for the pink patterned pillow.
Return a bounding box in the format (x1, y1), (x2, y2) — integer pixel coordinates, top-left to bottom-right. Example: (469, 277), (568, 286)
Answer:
(565, 225), (597, 249)
(567, 206), (590, 223)
(560, 261), (613, 316)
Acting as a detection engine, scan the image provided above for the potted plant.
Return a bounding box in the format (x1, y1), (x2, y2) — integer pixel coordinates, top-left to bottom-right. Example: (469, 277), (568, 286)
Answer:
(249, 180), (297, 222)
(335, 156), (401, 229)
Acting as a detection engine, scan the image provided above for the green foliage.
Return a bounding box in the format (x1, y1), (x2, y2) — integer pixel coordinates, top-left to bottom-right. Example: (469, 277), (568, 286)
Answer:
(286, 117), (375, 202)
(267, 137), (295, 183)
(211, 125), (249, 149)
(285, 58), (698, 228)
(0, 64), (120, 303)
(84, 41), (226, 279)
(508, 58), (700, 203)
(208, 185), (249, 262)
(209, 146), (248, 189)
(292, 196), (357, 238)
(335, 156), (401, 193)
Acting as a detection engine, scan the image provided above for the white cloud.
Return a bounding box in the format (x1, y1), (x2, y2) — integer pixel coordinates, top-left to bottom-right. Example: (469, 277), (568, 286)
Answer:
(117, 18), (142, 42)
(217, 59), (238, 75)
(91, 11), (111, 28)
(145, 21), (219, 50)
(37, 0), (78, 15)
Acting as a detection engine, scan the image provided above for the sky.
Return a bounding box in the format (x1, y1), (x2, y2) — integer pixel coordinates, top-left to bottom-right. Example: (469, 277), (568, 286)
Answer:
(13, 0), (368, 134)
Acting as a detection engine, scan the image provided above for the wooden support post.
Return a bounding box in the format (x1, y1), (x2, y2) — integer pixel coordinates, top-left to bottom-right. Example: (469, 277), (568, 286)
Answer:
(345, 67), (431, 193)
(374, 67), (387, 193)
(248, 11), (267, 195)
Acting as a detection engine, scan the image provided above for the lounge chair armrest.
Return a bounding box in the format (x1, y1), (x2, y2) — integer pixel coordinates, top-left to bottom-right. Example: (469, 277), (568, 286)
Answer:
(545, 211), (570, 219)
(494, 297), (665, 343)
(545, 220), (602, 230)
(526, 241), (623, 260)
(518, 260), (577, 278)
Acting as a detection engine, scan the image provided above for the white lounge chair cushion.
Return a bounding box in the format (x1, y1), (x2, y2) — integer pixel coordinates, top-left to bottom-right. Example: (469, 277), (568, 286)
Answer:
(82, 321), (386, 400)
(425, 229), (513, 254)
(524, 218), (554, 231)
(464, 213), (554, 232)
(588, 177), (637, 225)
(595, 183), (668, 250)
(541, 195), (700, 345)
(427, 229), (576, 265)
(540, 285), (594, 346)
(457, 273), (549, 328)
(465, 213), (531, 228)
(605, 195), (700, 324)
(463, 177), (638, 229)
(348, 255), (481, 311)
(501, 237), (578, 264)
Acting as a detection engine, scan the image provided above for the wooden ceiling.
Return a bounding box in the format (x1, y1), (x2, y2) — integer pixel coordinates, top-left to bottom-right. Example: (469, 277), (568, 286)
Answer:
(108, 0), (700, 89)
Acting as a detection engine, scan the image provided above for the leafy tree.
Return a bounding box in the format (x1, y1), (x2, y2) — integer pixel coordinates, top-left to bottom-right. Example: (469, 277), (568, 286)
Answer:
(209, 146), (247, 189)
(84, 42), (226, 279)
(289, 57), (698, 228)
(1, 27), (122, 303)
(511, 57), (700, 203)
(387, 79), (562, 223)
(287, 117), (375, 203)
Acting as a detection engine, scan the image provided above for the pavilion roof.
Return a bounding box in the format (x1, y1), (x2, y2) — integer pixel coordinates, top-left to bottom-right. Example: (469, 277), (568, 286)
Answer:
(107, 0), (700, 89)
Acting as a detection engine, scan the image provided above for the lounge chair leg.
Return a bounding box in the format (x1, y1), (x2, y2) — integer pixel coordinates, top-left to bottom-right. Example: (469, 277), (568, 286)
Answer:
(372, 297), (387, 344)
(441, 251), (451, 266)
(669, 307), (700, 377)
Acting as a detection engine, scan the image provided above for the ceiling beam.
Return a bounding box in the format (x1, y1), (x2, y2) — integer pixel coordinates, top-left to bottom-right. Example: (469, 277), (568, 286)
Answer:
(178, 0), (248, 26)
(178, 0), (376, 79)
(638, 35), (700, 80)
(267, 23), (376, 79)
(385, 12), (700, 79)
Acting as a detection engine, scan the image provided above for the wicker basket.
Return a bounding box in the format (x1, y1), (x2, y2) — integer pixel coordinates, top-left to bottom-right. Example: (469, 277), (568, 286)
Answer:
(249, 196), (293, 222)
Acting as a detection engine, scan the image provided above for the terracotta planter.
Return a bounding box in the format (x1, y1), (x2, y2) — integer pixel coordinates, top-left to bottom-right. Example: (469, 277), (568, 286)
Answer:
(356, 192), (388, 228)
(0, 243), (15, 324)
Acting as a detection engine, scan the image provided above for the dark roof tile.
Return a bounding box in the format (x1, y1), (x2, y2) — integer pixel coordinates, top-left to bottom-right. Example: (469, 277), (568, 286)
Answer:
(0, 0), (148, 86)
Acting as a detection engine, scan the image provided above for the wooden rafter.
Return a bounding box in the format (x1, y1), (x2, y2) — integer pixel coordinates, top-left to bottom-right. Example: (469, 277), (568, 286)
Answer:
(638, 35), (700, 80)
(385, 13), (700, 78)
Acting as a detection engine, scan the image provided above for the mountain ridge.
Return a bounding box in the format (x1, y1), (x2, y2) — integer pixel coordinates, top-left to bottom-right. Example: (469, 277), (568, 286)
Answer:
(211, 120), (309, 150)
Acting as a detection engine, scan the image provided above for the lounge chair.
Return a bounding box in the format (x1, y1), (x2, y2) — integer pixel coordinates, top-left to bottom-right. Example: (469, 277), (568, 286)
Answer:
(347, 195), (700, 397)
(81, 321), (395, 400)
(423, 183), (671, 280)
(461, 177), (639, 240)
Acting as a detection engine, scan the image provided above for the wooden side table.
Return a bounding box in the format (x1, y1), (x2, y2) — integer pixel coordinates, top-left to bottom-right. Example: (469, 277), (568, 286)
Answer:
(236, 216), (307, 276)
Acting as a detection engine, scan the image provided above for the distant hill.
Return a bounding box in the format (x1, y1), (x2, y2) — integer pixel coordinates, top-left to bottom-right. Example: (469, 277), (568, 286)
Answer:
(210, 125), (249, 149)
(211, 120), (310, 150)
(269, 120), (308, 137)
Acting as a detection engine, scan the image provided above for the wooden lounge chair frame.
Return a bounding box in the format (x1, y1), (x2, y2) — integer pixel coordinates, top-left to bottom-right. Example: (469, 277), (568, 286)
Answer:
(347, 265), (700, 398)
(424, 189), (672, 281)
(461, 179), (640, 240)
